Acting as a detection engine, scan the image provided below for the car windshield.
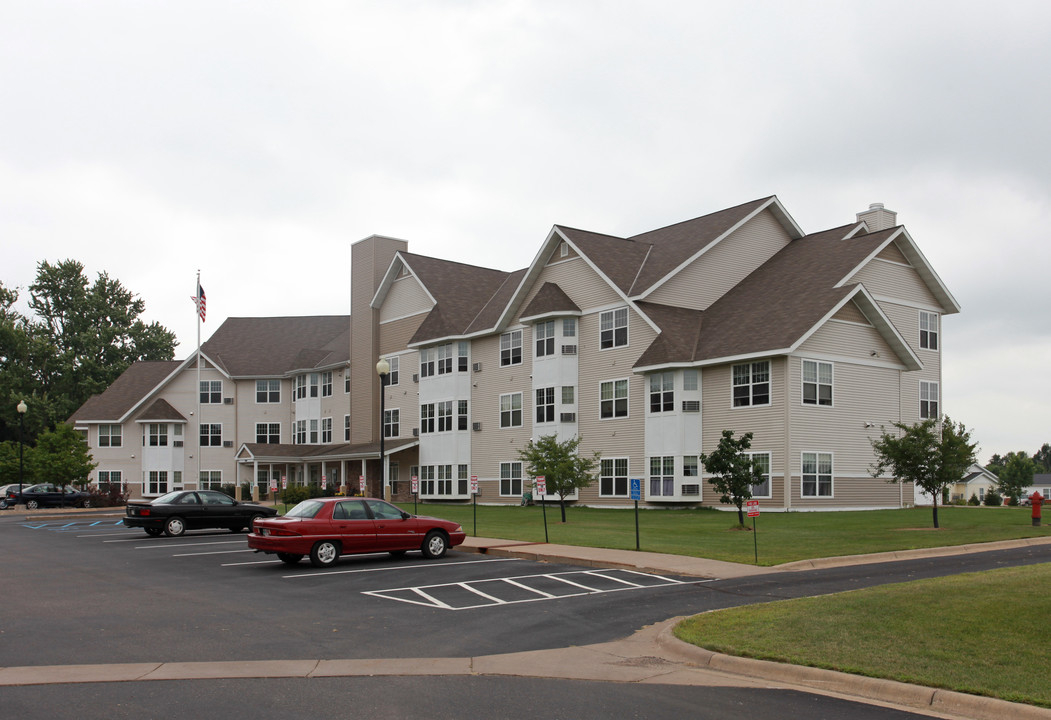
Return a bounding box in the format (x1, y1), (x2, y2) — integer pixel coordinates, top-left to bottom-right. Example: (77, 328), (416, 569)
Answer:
(153, 491), (184, 505)
(285, 500), (324, 518)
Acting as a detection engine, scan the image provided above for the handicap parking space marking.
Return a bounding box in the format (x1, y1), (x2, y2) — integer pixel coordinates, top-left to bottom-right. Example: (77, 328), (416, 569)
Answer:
(282, 556), (522, 580)
(363, 568), (699, 610)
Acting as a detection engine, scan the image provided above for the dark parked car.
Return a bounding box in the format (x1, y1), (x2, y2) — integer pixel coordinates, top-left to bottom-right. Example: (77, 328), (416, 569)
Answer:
(4, 483), (92, 509)
(124, 490), (278, 537)
(248, 497), (466, 567)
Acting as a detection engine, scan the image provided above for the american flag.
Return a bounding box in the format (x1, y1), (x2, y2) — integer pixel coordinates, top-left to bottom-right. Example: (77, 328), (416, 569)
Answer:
(191, 283), (206, 322)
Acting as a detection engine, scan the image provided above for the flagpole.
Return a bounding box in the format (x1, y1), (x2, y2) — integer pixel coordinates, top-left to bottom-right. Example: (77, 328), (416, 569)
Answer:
(196, 270), (202, 492)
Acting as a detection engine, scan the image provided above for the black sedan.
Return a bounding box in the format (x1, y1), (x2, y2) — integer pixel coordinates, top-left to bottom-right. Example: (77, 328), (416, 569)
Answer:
(124, 490), (278, 537)
(4, 483), (92, 509)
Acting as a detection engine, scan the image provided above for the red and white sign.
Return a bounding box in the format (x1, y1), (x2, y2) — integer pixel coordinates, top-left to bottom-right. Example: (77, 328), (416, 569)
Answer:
(321, 476), (327, 490)
(535, 476), (546, 495)
(270, 479), (277, 493)
(746, 499), (760, 518)
(359, 475), (366, 494)
(281, 476), (288, 490)
(411, 475), (419, 494)
(470, 475), (479, 495)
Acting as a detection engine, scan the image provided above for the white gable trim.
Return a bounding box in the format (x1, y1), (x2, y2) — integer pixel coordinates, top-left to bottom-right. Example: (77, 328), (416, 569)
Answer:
(117, 351), (231, 423)
(370, 252), (437, 311)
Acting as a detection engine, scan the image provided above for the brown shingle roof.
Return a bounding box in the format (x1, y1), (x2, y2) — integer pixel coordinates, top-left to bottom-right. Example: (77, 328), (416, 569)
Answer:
(201, 316), (350, 376)
(68, 361), (180, 423)
(136, 398), (186, 422)
(519, 282), (581, 321)
(403, 253), (516, 343)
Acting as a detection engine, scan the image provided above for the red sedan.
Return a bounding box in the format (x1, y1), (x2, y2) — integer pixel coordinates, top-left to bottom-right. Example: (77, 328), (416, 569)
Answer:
(248, 497), (466, 567)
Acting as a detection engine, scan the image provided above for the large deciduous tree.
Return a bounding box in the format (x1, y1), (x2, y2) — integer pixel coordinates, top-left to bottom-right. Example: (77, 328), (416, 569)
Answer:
(0, 260), (177, 442)
(29, 423), (97, 489)
(700, 429), (764, 527)
(871, 417), (977, 529)
(997, 453), (1037, 504)
(518, 434), (600, 523)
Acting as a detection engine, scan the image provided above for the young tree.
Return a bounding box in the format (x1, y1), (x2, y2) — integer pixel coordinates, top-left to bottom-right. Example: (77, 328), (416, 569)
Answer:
(700, 429), (764, 527)
(1033, 443), (1051, 473)
(871, 417), (977, 529)
(518, 434), (600, 523)
(997, 453), (1037, 504)
(28, 423), (97, 490)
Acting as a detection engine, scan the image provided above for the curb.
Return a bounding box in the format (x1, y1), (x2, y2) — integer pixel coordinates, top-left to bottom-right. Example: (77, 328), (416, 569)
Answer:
(655, 620), (1051, 720)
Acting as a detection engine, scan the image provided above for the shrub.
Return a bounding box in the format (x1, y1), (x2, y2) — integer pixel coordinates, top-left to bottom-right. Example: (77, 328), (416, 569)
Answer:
(984, 489), (1003, 506)
(87, 484), (128, 507)
(968, 494), (980, 506)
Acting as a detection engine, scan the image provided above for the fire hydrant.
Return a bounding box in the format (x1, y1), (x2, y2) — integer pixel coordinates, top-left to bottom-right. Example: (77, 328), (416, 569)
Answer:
(1031, 492), (1043, 527)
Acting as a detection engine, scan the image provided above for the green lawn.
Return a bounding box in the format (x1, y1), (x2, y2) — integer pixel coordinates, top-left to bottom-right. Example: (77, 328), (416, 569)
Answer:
(403, 502), (1050, 565)
(674, 564), (1051, 707)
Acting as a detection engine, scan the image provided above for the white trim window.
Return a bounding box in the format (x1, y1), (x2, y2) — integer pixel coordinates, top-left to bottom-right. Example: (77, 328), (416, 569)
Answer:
(501, 330), (522, 366)
(199, 470), (222, 490)
(600, 308), (628, 349)
(437, 401), (453, 432)
(200, 380), (222, 404)
(500, 393), (523, 428)
(321, 372), (333, 397)
(919, 311), (939, 351)
(563, 317), (576, 338)
(600, 457), (629, 497)
(419, 466), (435, 495)
(309, 373), (319, 398)
(321, 417), (332, 443)
(295, 375), (307, 399)
(256, 423), (280, 444)
(98, 424), (122, 448)
(748, 452), (772, 498)
(256, 379), (280, 403)
(309, 419), (319, 443)
(458, 400), (469, 431)
(344, 415), (350, 441)
(536, 387), (555, 424)
(420, 348), (435, 378)
(648, 456), (674, 497)
(384, 409), (399, 438)
(802, 452), (833, 498)
(97, 470), (122, 493)
(437, 344), (453, 375)
(387, 356), (400, 385)
(147, 424), (168, 447)
(802, 360), (833, 407)
(733, 361), (770, 407)
(500, 461), (523, 496)
(147, 470), (168, 495)
(535, 320), (555, 357)
(420, 404), (435, 434)
(600, 379), (629, 419)
(458, 342), (470, 373)
(648, 372), (674, 413)
(920, 381), (939, 419)
(295, 420), (307, 444)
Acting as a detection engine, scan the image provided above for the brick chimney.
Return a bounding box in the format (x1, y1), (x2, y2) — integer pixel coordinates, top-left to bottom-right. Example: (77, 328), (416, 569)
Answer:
(856, 203), (897, 232)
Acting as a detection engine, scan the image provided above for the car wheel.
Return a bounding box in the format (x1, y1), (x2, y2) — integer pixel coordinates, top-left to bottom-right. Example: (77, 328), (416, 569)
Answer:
(277, 553), (303, 565)
(309, 540), (340, 568)
(144, 528), (163, 537)
(421, 530), (448, 559)
(82, 498), (91, 508)
(164, 516), (186, 537)
(0, 499), (8, 509)
(246, 513), (265, 532)
(26, 499), (39, 510)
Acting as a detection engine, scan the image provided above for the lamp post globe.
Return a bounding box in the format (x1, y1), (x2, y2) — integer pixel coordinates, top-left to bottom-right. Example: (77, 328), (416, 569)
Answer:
(376, 359), (390, 501)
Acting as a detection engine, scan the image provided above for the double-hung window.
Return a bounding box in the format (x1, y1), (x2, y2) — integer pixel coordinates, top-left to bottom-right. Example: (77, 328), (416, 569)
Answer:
(309, 374), (319, 398)
(256, 423), (280, 444)
(200, 424), (222, 447)
(536, 387), (555, 423)
(500, 461), (523, 496)
(295, 375), (307, 399)
(420, 404), (435, 434)
(920, 381), (939, 419)
(457, 342), (469, 372)
(98, 424), (122, 448)
(200, 380), (222, 404)
(535, 320), (555, 357)
(649, 372), (674, 413)
(437, 401), (453, 432)
(802, 452), (833, 498)
(501, 330), (522, 366)
(649, 456), (674, 497)
(420, 348), (435, 378)
(919, 311), (939, 350)
(148, 424), (168, 447)
(321, 372), (333, 397)
(802, 360), (833, 406)
(437, 344), (453, 375)
(387, 356), (400, 385)
(256, 379), (280, 403)
(748, 452), (772, 497)
(600, 308), (628, 349)
(384, 409), (400, 438)
(733, 361), (770, 407)
(600, 379), (629, 418)
(500, 393), (522, 428)
(600, 457), (629, 497)
(321, 418), (332, 443)
(458, 400), (469, 430)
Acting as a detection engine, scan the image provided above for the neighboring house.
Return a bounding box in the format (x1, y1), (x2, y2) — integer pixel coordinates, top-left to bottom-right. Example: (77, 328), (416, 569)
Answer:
(71, 196), (959, 509)
(1024, 473), (1051, 501)
(936, 463), (998, 504)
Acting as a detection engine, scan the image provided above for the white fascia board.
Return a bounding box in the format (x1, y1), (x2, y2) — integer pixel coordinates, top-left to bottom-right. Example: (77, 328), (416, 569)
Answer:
(835, 228), (961, 315)
(492, 226), (565, 332)
(117, 351), (228, 423)
(791, 286), (922, 371)
(519, 308), (583, 325)
(634, 196), (804, 301)
(370, 252), (438, 311)
(843, 222), (869, 239)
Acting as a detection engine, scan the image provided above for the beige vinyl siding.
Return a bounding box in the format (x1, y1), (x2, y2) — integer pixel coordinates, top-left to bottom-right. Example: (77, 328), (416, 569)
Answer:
(380, 274), (433, 323)
(800, 319), (898, 365)
(645, 209), (794, 310)
(846, 259), (941, 308)
(832, 301), (870, 325)
(379, 314), (426, 356)
(237, 377), (290, 446)
(789, 471), (908, 509)
(384, 350), (419, 441)
(874, 302), (941, 427)
(469, 332), (533, 501)
(519, 255), (623, 317)
(701, 358), (787, 507)
(877, 241), (910, 264)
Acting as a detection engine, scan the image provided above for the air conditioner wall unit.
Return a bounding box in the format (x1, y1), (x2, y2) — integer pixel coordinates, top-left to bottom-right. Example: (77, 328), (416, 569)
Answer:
(472, 362), (482, 372)
(223, 398), (234, 405)
(472, 422), (482, 431)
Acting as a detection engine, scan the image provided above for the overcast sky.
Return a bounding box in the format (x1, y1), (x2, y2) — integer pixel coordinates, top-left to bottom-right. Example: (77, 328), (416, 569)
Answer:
(3, 1), (1048, 463)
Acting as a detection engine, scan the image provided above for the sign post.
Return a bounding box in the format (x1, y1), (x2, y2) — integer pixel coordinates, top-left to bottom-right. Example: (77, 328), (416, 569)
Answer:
(281, 475), (288, 512)
(471, 475), (479, 536)
(746, 499), (760, 564)
(411, 475), (419, 515)
(536, 476), (548, 543)
(359, 475), (366, 497)
(630, 478), (642, 551)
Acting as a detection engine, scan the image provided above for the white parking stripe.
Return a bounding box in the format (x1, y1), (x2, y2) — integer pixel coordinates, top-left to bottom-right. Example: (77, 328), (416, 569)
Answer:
(283, 557), (521, 579)
(172, 549), (256, 557)
(135, 540), (245, 549)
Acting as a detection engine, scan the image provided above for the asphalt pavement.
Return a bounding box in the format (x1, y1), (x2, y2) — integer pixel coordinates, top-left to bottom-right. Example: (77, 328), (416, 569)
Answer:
(4, 506), (1051, 720)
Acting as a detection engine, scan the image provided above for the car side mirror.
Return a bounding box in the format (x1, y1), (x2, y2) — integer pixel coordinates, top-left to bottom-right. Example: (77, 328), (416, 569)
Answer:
(401, 511), (411, 520)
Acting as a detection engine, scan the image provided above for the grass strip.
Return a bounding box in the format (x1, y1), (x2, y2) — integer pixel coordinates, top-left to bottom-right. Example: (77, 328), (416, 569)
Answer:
(674, 564), (1051, 707)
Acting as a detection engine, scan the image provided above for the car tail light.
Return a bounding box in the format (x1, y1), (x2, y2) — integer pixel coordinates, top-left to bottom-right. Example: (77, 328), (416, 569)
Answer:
(261, 527), (300, 537)
(140, 508), (150, 516)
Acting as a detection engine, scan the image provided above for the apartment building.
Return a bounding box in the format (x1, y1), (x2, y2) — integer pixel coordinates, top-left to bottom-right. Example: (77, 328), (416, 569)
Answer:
(71, 196), (958, 509)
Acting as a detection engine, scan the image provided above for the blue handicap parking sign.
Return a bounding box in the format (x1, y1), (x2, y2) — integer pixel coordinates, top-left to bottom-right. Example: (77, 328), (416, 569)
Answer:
(630, 477), (642, 501)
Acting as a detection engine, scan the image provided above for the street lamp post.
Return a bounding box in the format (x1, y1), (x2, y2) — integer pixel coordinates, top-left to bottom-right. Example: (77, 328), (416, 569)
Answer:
(376, 358), (390, 501)
(17, 400), (27, 495)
